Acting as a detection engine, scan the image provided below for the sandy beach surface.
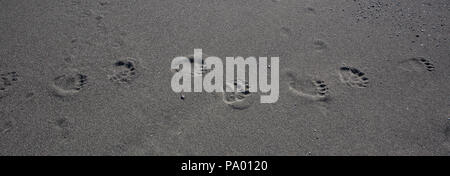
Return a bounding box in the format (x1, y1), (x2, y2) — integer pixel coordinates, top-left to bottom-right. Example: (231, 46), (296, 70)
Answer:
(0, 0), (449, 155)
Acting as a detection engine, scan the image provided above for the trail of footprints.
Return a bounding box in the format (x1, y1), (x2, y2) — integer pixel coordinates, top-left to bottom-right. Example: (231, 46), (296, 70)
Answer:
(171, 53), (252, 110)
(50, 57), (143, 98)
(286, 55), (436, 102)
(47, 55), (435, 109)
(170, 52), (434, 108)
(286, 65), (370, 102)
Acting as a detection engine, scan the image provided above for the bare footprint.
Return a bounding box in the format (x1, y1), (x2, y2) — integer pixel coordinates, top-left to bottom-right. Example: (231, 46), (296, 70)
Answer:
(338, 66), (369, 88)
(399, 57), (435, 72)
(52, 70), (87, 97)
(286, 71), (330, 101)
(107, 57), (141, 84)
(222, 80), (254, 110)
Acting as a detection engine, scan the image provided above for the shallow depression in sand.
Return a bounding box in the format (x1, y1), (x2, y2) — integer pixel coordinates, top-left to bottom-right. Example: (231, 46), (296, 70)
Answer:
(338, 66), (369, 88)
(286, 71), (330, 101)
(222, 80), (254, 110)
(51, 71), (88, 97)
(398, 57), (435, 72)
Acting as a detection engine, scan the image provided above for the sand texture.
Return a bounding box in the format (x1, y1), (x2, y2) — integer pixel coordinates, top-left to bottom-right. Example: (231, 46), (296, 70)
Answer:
(0, 0), (449, 155)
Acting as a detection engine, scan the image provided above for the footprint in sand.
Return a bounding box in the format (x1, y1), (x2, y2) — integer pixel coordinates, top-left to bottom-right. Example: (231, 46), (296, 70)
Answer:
(313, 39), (327, 52)
(107, 57), (141, 84)
(338, 66), (369, 88)
(286, 71), (330, 101)
(171, 54), (213, 77)
(399, 57), (435, 72)
(0, 111), (15, 134)
(0, 71), (19, 93)
(52, 70), (88, 97)
(222, 79), (254, 110)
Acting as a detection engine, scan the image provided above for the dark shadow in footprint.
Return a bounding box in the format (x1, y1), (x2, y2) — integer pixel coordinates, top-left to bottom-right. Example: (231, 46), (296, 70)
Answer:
(0, 72), (19, 93)
(286, 71), (330, 101)
(52, 71), (87, 97)
(338, 66), (369, 88)
(107, 57), (141, 84)
(399, 57), (435, 72)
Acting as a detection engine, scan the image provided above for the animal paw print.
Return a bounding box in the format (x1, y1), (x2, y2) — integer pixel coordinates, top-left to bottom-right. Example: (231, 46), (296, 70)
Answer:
(338, 66), (369, 88)
(0, 72), (19, 92)
(52, 72), (87, 96)
(108, 58), (139, 84)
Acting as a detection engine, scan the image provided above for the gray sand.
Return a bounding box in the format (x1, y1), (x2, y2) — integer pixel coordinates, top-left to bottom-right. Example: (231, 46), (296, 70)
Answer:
(0, 0), (449, 155)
